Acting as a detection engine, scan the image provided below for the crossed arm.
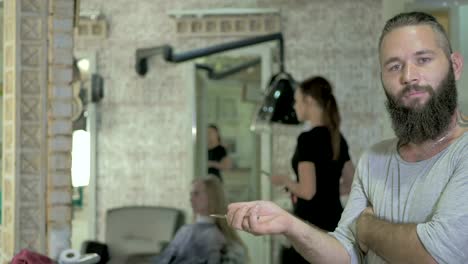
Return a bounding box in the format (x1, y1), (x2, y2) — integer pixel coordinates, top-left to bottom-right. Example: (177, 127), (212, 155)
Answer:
(356, 208), (437, 264)
(282, 206), (436, 263)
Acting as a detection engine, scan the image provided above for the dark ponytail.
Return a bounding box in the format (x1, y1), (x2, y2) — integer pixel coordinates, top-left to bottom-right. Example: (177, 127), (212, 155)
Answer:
(300, 77), (341, 160)
(324, 95), (341, 160)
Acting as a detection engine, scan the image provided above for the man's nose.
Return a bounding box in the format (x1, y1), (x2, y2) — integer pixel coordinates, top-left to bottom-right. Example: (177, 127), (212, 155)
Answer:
(401, 63), (419, 85)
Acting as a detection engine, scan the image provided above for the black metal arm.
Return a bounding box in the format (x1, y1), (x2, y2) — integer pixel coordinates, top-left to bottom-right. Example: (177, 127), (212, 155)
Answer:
(195, 57), (261, 80)
(135, 32), (284, 76)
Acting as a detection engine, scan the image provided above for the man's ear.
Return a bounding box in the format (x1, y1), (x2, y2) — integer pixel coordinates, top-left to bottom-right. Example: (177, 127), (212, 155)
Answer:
(450, 52), (464, 80)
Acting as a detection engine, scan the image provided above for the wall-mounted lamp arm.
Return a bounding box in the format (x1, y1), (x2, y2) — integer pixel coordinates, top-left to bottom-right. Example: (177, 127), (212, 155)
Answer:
(196, 57), (261, 80)
(135, 45), (171, 76)
(135, 32), (284, 76)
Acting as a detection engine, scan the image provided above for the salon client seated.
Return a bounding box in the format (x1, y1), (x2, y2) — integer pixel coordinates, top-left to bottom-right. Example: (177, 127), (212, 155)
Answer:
(153, 176), (247, 264)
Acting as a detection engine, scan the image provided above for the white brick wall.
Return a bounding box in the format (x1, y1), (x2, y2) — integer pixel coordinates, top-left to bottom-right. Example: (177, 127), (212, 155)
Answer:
(49, 48), (74, 65)
(49, 67), (72, 84)
(50, 101), (73, 117)
(49, 120), (73, 134)
(51, 0), (75, 18)
(51, 18), (74, 32)
(49, 190), (72, 205)
(49, 85), (73, 100)
(47, 0), (75, 257)
(48, 226), (71, 260)
(49, 139), (72, 155)
(52, 33), (73, 49)
(49, 172), (73, 187)
(48, 153), (72, 169)
(49, 206), (72, 222)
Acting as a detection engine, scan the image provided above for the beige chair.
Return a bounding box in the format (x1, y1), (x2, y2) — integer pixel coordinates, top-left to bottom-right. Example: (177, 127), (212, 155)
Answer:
(85, 206), (185, 264)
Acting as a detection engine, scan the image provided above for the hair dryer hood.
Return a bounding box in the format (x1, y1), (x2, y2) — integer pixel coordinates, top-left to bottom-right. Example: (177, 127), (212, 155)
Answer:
(252, 72), (299, 129)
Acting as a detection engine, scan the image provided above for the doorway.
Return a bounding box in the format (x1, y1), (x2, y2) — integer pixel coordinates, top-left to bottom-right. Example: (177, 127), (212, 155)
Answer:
(192, 45), (277, 264)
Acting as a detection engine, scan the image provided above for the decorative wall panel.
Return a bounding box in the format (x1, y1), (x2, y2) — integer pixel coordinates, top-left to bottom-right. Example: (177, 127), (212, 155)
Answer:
(173, 14), (281, 37)
(1, 0), (49, 261)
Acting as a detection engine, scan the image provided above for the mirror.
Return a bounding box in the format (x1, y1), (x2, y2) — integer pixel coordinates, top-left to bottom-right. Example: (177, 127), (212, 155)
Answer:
(195, 54), (263, 202)
(192, 44), (284, 263)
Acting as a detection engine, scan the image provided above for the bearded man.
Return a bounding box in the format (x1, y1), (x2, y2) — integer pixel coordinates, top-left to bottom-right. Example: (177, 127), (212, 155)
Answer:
(226, 11), (468, 264)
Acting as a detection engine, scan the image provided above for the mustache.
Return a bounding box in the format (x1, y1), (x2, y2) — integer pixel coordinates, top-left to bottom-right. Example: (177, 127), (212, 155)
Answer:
(397, 84), (433, 100)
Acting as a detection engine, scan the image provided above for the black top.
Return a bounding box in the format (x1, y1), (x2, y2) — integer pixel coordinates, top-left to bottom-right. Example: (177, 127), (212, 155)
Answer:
(208, 145), (227, 179)
(291, 126), (351, 231)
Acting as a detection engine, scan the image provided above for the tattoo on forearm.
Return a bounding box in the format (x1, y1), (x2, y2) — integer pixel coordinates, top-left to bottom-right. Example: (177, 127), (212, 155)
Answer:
(457, 111), (468, 128)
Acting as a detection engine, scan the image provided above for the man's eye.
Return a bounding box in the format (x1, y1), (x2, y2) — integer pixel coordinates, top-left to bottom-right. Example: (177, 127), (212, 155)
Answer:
(388, 64), (401, 72)
(418, 57), (432, 64)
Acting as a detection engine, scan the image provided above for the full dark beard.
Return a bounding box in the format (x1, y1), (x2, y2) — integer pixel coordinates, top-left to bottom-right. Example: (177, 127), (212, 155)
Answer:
(384, 67), (458, 144)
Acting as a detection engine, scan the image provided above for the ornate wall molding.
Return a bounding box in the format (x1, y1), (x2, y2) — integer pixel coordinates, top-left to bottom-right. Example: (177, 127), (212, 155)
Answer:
(169, 9), (281, 37)
(75, 17), (106, 39)
(73, 17), (107, 51)
(1, 0), (75, 260)
(1, 0), (49, 260)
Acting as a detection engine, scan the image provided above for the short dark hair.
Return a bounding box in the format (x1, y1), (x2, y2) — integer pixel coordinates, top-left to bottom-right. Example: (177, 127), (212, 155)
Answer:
(379, 12), (452, 58)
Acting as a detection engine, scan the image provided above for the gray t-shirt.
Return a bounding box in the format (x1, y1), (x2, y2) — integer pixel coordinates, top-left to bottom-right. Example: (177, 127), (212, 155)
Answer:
(331, 131), (468, 264)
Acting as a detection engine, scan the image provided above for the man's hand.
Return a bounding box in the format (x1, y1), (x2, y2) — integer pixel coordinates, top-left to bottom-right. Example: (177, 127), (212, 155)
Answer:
(357, 206), (375, 254)
(227, 202), (351, 264)
(226, 201), (293, 236)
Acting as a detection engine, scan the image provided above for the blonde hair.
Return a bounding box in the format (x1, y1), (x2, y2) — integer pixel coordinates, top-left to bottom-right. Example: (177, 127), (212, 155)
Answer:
(193, 176), (247, 251)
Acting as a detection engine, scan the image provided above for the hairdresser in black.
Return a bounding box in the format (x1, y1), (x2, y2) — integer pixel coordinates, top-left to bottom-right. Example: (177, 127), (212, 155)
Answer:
(207, 124), (232, 181)
(270, 77), (355, 263)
